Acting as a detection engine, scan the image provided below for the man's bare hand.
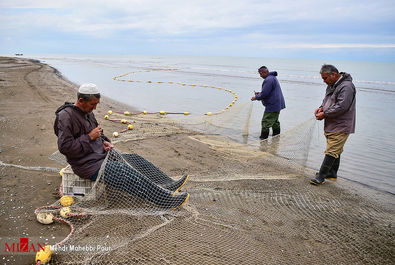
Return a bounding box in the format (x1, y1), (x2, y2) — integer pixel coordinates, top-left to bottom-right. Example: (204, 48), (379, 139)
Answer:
(103, 141), (114, 152)
(315, 111), (325, 120)
(88, 125), (102, 140)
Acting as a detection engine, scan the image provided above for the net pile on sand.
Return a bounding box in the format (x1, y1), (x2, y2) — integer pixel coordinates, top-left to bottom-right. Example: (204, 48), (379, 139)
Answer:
(36, 104), (393, 264)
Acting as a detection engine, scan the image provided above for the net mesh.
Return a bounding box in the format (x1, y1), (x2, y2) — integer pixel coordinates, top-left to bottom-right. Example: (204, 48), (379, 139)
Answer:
(37, 101), (394, 265)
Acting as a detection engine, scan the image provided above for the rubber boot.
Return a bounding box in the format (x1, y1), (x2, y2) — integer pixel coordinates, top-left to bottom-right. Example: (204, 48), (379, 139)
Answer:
(162, 174), (189, 193)
(122, 154), (188, 191)
(260, 130), (269, 140)
(103, 162), (190, 209)
(326, 155), (340, 181)
(272, 128), (280, 136)
(310, 155), (336, 185)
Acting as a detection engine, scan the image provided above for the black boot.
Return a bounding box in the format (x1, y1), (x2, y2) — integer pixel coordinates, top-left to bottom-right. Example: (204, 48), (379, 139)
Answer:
(103, 161), (190, 209)
(121, 154), (189, 191)
(260, 130), (269, 140)
(310, 155), (336, 185)
(326, 155), (340, 181)
(162, 174), (189, 192)
(272, 128), (280, 136)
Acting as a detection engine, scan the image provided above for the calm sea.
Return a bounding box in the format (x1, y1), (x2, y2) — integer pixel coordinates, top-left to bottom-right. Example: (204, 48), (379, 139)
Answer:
(25, 54), (395, 195)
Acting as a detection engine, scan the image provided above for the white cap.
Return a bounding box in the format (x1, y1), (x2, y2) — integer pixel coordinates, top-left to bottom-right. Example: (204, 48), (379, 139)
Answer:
(78, 83), (99, 94)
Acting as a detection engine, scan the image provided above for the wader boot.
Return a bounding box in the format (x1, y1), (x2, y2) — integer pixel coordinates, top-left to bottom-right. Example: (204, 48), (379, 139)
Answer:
(122, 154), (189, 192)
(310, 155), (336, 185)
(260, 130), (269, 140)
(103, 162), (190, 210)
(272, 128), (281, 136)
(326, 155), (340, 181)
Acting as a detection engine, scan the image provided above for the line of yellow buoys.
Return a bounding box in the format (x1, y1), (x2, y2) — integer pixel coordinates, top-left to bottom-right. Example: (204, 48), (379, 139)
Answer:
(107, 68), (239, 138)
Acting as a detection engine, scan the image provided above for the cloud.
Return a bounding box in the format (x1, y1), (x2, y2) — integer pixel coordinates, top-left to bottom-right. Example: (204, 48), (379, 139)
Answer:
(280, 44), (395, 49)
(0, 0), (394, 60)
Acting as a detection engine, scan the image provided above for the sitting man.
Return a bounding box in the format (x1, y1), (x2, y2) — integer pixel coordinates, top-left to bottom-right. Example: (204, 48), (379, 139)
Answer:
(54, 83), (189, 209)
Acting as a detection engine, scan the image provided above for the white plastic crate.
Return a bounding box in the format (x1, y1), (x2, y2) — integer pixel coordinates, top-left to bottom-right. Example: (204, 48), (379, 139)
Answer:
(61, 165), (95, 197)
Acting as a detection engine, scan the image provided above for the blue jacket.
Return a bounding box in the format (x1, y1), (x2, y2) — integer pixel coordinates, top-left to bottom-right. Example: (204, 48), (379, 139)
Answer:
(256, 71), (286, 112)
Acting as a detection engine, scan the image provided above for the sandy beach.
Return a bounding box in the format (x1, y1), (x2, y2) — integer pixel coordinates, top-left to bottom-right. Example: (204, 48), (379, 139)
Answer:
(0, 57), (394, 264)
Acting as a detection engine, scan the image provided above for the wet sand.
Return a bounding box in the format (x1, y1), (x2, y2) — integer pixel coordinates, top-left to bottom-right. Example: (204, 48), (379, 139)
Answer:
(0, 57), (394, 264)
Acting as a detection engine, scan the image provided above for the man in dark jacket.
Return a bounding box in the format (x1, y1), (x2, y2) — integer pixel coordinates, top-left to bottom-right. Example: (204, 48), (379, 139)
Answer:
(55, 83), (113, 180)
(251, 66), (286, 139)
(55, 83), (189, 209)
(311, 64), (356, 185)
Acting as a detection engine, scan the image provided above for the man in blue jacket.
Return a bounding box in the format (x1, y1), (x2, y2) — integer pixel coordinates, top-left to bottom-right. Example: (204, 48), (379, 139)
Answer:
(251, 66), (286, 139)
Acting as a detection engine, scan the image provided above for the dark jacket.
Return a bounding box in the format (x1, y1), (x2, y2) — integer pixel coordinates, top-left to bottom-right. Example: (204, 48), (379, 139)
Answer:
(321, 73), (356, 134)
(255, 71), (286, 112)
(55, 104), (108, 179)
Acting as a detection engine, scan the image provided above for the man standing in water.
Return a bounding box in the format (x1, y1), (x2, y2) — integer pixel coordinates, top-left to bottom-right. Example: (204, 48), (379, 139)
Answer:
(251, 66), (286, 139)
(311, 64), (356, 185)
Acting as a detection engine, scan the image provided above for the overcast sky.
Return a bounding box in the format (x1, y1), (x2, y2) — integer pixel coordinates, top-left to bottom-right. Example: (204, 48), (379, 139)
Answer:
(1, 0), (394, 61)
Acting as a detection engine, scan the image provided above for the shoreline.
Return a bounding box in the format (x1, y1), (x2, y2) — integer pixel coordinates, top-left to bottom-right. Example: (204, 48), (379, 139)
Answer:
(0, 56), (393, 264)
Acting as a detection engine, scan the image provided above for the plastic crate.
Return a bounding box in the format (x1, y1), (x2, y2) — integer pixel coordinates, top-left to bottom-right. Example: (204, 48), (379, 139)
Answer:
(61, 165), (95, 197)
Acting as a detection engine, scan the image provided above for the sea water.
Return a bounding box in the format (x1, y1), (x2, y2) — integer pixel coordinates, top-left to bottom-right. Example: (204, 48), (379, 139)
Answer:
(25, 54), (395, 195)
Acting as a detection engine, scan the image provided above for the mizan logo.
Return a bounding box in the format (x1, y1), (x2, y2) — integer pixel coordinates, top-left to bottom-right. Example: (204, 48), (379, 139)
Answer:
(4, 238), (46, 253)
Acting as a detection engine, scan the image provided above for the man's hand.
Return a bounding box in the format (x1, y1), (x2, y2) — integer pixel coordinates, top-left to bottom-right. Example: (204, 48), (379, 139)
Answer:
(314, 107), (323, 115)
(251, 96), (256, 101)
(103, 141), (114, 152)
(315, 111), (325, 120)
(88, 125), (102, 140)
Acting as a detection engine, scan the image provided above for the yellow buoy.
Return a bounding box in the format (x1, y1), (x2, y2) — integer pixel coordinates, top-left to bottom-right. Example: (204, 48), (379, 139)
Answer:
(60, 207), (71, 218)
(113, 132), (119, 137)
(60, 195), (74, 207)
(124, 111), (130, 115)
(128, 124), (134, 130)
(104, 115), (109, 120)
(206, 112), (213, 116)
(35, 245), (52, 264)
(121, 119), (127, 124)
(59, 168), (66, 177)
(107, 110), (113, 115)
(159, 111), (166, 115)
(183, 112), (190, 115)
(143, 110), (147, 114)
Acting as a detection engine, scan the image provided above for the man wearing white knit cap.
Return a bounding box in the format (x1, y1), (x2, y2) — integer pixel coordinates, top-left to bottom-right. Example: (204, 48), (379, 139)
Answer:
(54, 83), (190, 209)
(54, 83), (113, 180)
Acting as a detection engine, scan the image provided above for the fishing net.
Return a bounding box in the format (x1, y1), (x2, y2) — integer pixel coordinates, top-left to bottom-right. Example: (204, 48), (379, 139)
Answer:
(33, 70), (393, 265)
